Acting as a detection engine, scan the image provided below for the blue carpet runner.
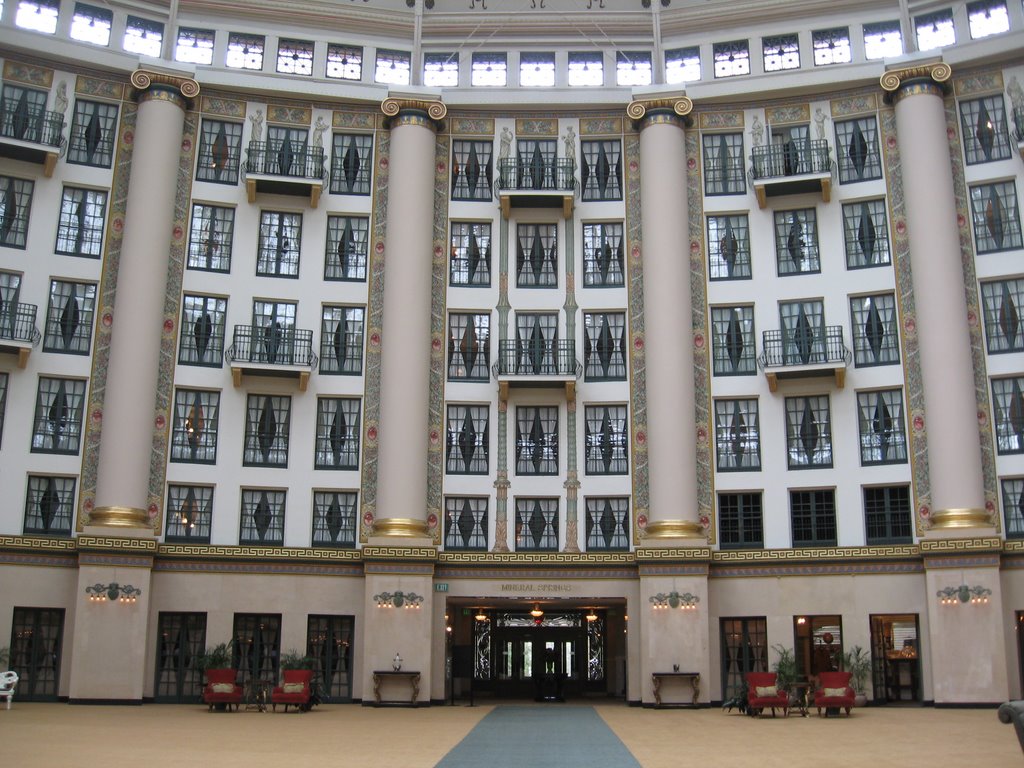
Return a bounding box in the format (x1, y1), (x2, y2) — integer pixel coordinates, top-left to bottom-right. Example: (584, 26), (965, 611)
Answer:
(433, 705), (642, 768)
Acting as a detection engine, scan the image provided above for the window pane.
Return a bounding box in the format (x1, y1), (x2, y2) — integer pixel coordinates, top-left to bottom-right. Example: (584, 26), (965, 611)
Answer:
(445, 497), (488, 550)
(472, 53), (507, 87)
(1003, 478), (1024, 537)
(243, 395), (291, 467)
(256, 211), (302, 277)
(188, 203), (234, 272)
(450, 221), (491, 286)
(959, 96), (1012, 165)
(585, 497), (629, 551)
(515, 498), (558, 550)
(915, 9), (956, 51)
(568, 52), (603, 86)
(170, 390), (219, 464)
(179, 294), (226, 367)
(176, 27), (215, 65)
(24, 476), (75, 535)
(315, 398), (361, 469)
(446, 404), (489, 474)
(277, 39), (314, 76)
(707, 215), (751, 279)
(32, 377), (86, 454)
(520, 53), (555, 87)
(71, 3), (112, 46)
(834, 117), (882, 184)
(785, 395), (833, 468)
(319, 306), (364, 375)
(124, 16), (163, 58)
(325, 215), (368, 280)
(451, 139), (493, 202)
(584, 405), (628, 475)
(583, 312), (626, 381)
(330, 134), (373, 195)
(711, 306), (756, 375)
(16, 1), (59, 34)
(326, 44), (362, 80)
(424, 52), (459, 87)
(981, 279), (1024, 354)
(718, 492), (763, 548)
(616, 52), (652, 86)
(55, 187), (106, 257)
(43, 280), (96, 354)
(812, 27), (851, 66)
(992, 377), (1024, 454)
(864, 486), (912, 544)
(0, 175), (33, 249)
(713, 40), (750, 78)
(196, 120), (242, 184)
(375, 49), (411, 85)
(448, 315), (489, 380)
(968, 1), (1009, 39)
(580, 140), (622, 201)
(68, 100), (118, 168)
(665, 46), (700, 84)
(775, 209), (820, 276)
(166, 485), (213, 542)
(850, 293), (899, 366)
(715, 399), (761, 471)
(863, 21), (903, 59)
(763, 34), (800, 72)
(703, 133), (746, 196)
(312, 492), (357, 547)
(969, 181), (1022, 253)
(239, 489), (285, 545)
(226, 33), (265, 70)
(516, 406), (559, 475)
(857, 389), (907, 464)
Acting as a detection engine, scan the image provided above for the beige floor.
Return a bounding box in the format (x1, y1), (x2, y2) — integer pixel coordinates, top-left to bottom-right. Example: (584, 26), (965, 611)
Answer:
(1, 701), (1020, 768)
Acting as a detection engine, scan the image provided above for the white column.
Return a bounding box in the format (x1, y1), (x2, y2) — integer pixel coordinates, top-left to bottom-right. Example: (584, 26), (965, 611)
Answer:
(882, 63), (989, 531)
(371, 97), (446, 539)
(91, 70), (199, 528)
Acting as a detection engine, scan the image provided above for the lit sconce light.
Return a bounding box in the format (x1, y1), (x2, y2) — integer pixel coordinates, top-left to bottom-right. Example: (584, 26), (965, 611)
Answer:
(937, 584), (992, 605)
(530, 605), (544, 618)
(585, 609), (598, 622)
(374, 590), (423, 609)
(650, 591), (700, 611)
(796, 616), (807, 625)
(85, 582), (142, 603)
(474, 610), (489, 622)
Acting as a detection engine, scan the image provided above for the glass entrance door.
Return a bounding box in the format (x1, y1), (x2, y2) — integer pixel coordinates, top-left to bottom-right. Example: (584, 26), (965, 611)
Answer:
(154, 612), (206, 702)
(9, 607), (64, 700)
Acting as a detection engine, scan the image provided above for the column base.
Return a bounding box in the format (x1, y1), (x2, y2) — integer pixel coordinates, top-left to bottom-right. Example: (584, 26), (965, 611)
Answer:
(929, 508), (993, 530)
(643, 520), (706, 540)
(88, 506), (152, 529)
(370, 518), (431, 538)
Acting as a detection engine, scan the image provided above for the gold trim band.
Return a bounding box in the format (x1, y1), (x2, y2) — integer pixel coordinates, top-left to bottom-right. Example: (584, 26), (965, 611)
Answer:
(371, 517), (431, 538)
(88, 506), (153, 529)
(643, 520), (707, 540)
(928, 507), (993, 530)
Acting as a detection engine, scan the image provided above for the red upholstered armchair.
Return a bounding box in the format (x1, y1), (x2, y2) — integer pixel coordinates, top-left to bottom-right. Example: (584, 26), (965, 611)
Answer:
(813, 671), (855, 716)
(745, 671), (790, 717)
(272, 669), (314, 712)
(203, 669), (242, 711)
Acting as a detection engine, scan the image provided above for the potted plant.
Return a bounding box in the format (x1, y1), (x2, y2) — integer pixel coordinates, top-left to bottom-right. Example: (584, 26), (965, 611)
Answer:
(279, 649), (314, 671)
(771, 644), (799, 693)
(841, 645), (872, 706)
(197, 642), (234, 675)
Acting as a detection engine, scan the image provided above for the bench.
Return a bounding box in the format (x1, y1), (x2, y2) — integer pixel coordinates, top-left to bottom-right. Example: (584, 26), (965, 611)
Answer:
(0, 671), (18, 709)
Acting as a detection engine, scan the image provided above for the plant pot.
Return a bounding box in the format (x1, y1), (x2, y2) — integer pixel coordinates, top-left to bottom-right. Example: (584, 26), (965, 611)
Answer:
(854, 692), (868, 707)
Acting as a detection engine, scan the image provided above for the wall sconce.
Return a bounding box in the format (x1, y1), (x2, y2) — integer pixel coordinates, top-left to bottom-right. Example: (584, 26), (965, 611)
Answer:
(374, 590), (423, 609)
(650, 591), (700, 611)
(85, 582), (142, 603)
(585, 609), (598, 622)
(474, 610), (489, 622)
(937, 584), (992, 605)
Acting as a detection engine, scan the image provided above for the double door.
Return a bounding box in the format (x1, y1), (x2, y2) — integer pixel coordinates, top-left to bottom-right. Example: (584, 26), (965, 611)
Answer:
(494, 627), (582, 700)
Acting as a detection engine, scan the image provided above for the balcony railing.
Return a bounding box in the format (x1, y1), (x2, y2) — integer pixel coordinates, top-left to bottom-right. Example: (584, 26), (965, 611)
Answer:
(759, 325), (849, 368)
(0, 301), (41, 344)
(0, 98), (64, 148)
(244, 141), (326, 180)
(493, 339), (582, 377)
(226, 325), (317, 368)
(749, 139), (833, 181)
(496, 157), (576, 192)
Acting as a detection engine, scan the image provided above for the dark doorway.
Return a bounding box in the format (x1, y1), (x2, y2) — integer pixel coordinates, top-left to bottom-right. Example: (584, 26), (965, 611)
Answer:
(870, 613), (920, 703)
(9, 606), (64, 701)
(154, 611), (206, 702)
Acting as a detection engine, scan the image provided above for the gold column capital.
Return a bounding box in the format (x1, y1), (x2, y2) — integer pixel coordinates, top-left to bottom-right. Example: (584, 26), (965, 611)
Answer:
(627, 95), (693, 129)
(130, 69), (200, 108)
(381, 96), (447, 130)
(880, 61), (952, 104)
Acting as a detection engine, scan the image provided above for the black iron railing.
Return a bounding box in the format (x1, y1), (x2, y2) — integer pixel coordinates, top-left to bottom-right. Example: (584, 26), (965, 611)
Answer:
(1014, 108), (1024, 143)
(244, 141), (327, 180)
(749, 139), (832, 181)
(0, 301), (41, 344)
(493, 339), (581, 377)
(496, 157), (576, 192)
(226, 325), (317, 367)
(0, 98), (64, 148)
(758, 325), (850, 368)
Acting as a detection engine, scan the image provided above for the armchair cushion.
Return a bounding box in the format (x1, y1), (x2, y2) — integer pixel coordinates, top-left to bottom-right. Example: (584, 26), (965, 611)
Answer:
(755, 685), (778, 697)
(211, 683), (236, 693)
(282, 682), (305, 693)
(822, 687), (848, 697)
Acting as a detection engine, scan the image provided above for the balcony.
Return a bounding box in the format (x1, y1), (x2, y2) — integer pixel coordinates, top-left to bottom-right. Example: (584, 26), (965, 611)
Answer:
(748, 139), (834, 209)
(492, 339), (582, 400)
(226, 325), (318, 391)
(0, 301), (41, 367)
(0, 97), (64, 177)
(1014, 108), (1024, 162)
(243, 141), (326, 207)
(757, 325), (850, 392)
(495, 156), (576, 219)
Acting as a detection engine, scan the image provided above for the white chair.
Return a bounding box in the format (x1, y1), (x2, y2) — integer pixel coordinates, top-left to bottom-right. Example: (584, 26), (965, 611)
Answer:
(0, 671), (18, 709)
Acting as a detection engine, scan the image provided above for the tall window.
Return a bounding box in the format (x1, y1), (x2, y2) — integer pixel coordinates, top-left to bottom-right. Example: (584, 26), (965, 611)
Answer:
(170, 389), (219, 464)
(264, 125), (310, 176)
(515, 498), (558, 550)
(446, 404), (489, 474)
(314, 398), (361, 470)
(665, 46), (701, 84)
(256, 211), (302, 277)
(243, 395), (291, 467)
(915, 9), (955, 51)
(67, 100), (117, 168)
(124, 15), (163, 57)
(239, 489), (285, 545)
(516, 406), (558, 475)
(715, 399), (761, 471)
(969, 181), (1022, 253)
(516, 224), (557, 288)
(450, 222), (491, 286)
(424, 52), (459, 87)
(616, 52), (652, 86)
(276, 39), (314, 76)
(196, 120), (243, 184)
(775, 209), (820, 276)
(514, 314), (559, 375)
(713, 40), (750, 78)
(0, 271), (20, 342)
(445, 497), (488, 550)
(960, 96), (1012, 164)
(580, 140), (622, 201)
(992, 376), (1024, 454)
(585, 405), (628, 475)
(0, 83), (50, 145)
(55, 187), (106, 257)
(24, 476), (75, 536)
(863, 21), (903, 60)
(785, 395), (833, 469)
(586, 497), (629, 551)
(43, 279), (96, 354)
(447, 312), (490, 380)
(165, 485), (213, 542)
(71, 3), (112, 46)
(520, 52), (555, 87)
(710, 306), (756, 376)
(707, 214), (751, 279)
(967, 0), (1009, 39)
(178, 294), (226, 367)
(32, 377), (86, 454)
(779, 300), (826, 365)
(583, 312), (627, 381)
(718, 492), (764, 548)
(850, 293), (899, 367)
(375, 49), (412, 85)
(843, 199), (890, 268)
(981, 279), (1024, 353)
(319, 306), (364, 375)
(0, 175), (33, 249)
(790, 489), (837, 546)
(325, 215), (368, 280)
(326, 44), (363, 80)
(451, 140), (493, 202)
(864, 485), (912, 544)
(582, 221), (623, 286)
(188, 203), (234, 272)
(703, 133), (746, 196)
(568, 52), (603, 86)
(312, 491), (357, 547)
(176, 27), (215, 65)
(330, 134), (373, 195)
(226, 32), (265, 70)
(857, 389), (907, 465)
(762, 34), (800, 72)
(812, 27), (851, 65)
(834, 117), (882, 184)
(1003, 478), (1024, 538)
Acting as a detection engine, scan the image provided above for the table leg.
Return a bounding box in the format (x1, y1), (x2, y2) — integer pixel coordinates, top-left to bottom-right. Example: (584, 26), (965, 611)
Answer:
(652, 675), (662, 707)
(411, 673), (420, 704)
(691, 676), (700, 706)
(373, 673), (381, 705)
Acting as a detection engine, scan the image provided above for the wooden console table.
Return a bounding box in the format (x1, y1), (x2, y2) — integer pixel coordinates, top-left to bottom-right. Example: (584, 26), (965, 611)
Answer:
(372, 670), (421, 707)
(652, 672), (700, 708)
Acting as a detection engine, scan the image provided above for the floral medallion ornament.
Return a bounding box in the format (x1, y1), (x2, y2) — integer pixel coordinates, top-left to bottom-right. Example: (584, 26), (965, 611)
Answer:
(912, 413), (925, 432)
(83, 497), (94, 513)
(163, 318), (174, 334)
(124, 130), (134, 145)
(903, 317), (916, 335)
(895, 219), (906, 236)
(631, 244), (641, 261)
(427, 512), (438, 529)
(694, 332), (705, 349)
(636, 430), (646, 445)
(637, 513), (648, 529)
(886, 135), (897, 149)
(696, 426), (707, 442)
(91, 409), (102, 424)
(369, 332), (381, 347)
(687, 157), (696, 170)
(363, 510), (375, 527)
(699, 514), (710, 528)
(957, 213), (966, 228)
(181, 138), (192, 152)
(172, 224), (184, 241)
(154, 414), (166, 430)
(967, 310), (977, 327)
(148, 502), (159, 517)
(112, 217), (124, 233)
(918, 504), (930, 520)
(690, 240), (700, 253)
(431, 336), (442, 352)
(380, 156), (389, 169)
(429, 429), (440, 446)
(102, 312), (113, 328)
(375, 241), (385, 254)
(367, 425), (378, 443)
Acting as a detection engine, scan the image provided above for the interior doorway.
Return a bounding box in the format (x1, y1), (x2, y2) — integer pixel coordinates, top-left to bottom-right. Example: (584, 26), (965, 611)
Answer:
(870, 613), (920, 703)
